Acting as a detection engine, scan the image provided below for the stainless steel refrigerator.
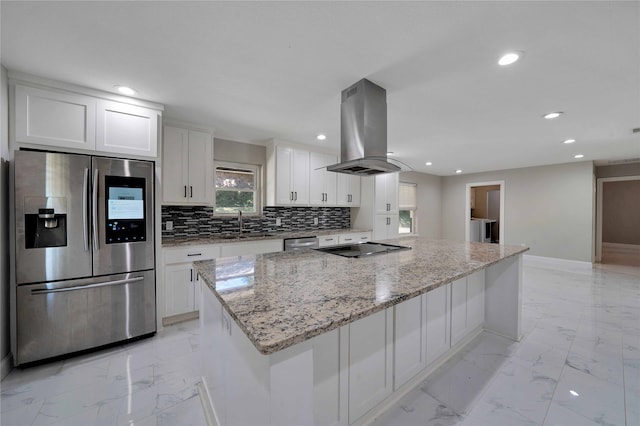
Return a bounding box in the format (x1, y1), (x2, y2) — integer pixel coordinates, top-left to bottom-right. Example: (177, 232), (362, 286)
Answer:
(13, 150), (156, 365)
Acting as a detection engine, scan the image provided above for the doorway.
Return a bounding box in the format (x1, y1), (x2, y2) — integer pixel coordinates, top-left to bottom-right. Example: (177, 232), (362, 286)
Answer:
(596, 176), (640, 266)
(465, 181), (505, 244)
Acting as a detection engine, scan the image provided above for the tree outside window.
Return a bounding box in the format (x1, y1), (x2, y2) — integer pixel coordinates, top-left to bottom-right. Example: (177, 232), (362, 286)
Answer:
(215, 162), (261, 215)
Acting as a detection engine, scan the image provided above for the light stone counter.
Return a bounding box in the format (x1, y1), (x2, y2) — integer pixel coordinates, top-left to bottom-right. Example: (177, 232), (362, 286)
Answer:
(194, 237), (528, 355)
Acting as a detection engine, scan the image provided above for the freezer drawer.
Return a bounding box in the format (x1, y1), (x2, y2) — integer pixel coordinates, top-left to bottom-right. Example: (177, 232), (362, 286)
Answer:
(16, 270), (156, 365)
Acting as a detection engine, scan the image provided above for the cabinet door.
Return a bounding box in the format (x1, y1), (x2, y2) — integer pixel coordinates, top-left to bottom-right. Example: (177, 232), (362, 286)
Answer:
(394, 295), (427, 390)
(164, 263), (196, 317)
(337, 174), (361, 206)
(309, 152), (328, 205)
(162, 126), (189, 203)
(466, 271), (485, 331)
(15, 84), (97, 150)
(426, 284), (450, 366)
(187, 129), (213, 204)
(450, 277), (468, 346)
(350, 175), (361, 206)
(275, 146), (294, 205)
(96, 100), (159, 157)
(374, 214), (398, 240)
(348, 309), (393, 423)
(291, 149), (309, 204)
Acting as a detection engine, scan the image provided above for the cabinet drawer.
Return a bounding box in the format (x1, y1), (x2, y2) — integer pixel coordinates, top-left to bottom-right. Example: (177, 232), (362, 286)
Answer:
(338, 234), (358, 244)
(318, 235), (340, 247)
(164, 245), (220, 264)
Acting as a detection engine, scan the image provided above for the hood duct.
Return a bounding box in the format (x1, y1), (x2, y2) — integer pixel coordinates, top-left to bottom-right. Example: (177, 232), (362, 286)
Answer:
(327, 79), (401, 176)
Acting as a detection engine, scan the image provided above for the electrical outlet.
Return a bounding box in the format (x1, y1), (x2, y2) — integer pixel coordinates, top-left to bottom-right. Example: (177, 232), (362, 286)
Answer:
(166, 221), (173, 231)
(276, 218), (282, 226)
(313, 217), (318, 225)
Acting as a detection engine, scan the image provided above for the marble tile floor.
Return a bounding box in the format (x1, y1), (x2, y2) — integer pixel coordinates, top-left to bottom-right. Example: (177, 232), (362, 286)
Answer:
(1, 258), (639, 426)
(0, 321), (207, 426)
(374, 260), (640, 426)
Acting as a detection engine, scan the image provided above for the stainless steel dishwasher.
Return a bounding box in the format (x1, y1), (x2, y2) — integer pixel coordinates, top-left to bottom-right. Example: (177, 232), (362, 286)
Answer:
(283, 237), (319, 251)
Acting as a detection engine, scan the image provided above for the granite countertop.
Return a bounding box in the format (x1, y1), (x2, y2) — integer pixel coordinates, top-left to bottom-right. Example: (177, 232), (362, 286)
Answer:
(193, 237), (529, 355)
(162, 228), (371, 247)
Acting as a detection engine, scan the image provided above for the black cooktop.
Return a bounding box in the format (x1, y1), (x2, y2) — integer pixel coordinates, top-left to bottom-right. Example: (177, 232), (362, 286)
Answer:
(314, 242), (411, 258)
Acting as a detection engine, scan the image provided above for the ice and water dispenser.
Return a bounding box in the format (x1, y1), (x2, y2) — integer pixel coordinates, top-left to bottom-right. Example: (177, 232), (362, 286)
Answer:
(24, 197), (67, 249)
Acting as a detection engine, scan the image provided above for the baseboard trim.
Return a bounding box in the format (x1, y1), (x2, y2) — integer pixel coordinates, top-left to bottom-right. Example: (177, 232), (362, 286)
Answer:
(162, 311), (199, 327)
(1, 353), (13, 380)
(602, 242), (640, 252)
(524, 254), (592, 271)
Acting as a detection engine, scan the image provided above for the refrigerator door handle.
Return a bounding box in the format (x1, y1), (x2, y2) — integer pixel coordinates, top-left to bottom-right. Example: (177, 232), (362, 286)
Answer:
(83, 168), (90, 251)
(92, 168), (99, 252)
(31, 276), (145, 295)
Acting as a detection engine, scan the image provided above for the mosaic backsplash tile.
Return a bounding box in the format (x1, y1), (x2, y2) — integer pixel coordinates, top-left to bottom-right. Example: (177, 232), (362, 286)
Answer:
(161, 205), (351, 239)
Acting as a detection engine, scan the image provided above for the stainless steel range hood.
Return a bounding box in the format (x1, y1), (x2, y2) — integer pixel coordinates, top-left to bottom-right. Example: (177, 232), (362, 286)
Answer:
(327, 79), (401, 176)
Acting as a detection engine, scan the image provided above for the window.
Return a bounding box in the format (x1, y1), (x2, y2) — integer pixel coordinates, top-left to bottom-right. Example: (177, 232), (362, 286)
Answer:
(214, 162), (261, 215)
(399, 182), (417, 234)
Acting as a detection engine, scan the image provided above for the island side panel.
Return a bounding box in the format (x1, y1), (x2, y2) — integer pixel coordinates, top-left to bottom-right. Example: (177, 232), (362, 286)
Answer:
(484, 254), (523, 341)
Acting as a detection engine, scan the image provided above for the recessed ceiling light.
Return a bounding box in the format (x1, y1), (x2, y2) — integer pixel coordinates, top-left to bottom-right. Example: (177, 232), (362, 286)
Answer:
(569, 390), (579, 397)
(498, 51), (522, 66)
(316, 134), (326, 141)
(544, 112), (563, 119)
(114, 85), (137, 96)
(425, 162), (432, 166)
(455, 169), (462, 174)
(563, 139), (576, 144)
(574, 154), (584, 159)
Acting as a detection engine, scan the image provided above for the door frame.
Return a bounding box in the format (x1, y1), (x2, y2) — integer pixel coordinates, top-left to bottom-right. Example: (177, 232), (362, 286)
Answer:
(595, 175), (640, 262)
(465, 181), (505, 243)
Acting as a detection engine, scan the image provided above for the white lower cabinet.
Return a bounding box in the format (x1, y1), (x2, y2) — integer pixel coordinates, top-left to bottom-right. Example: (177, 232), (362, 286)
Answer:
(164, 245), (221, 320)
(201, 273), (486, 426)
(426, 283), (451, 366)
(394, 294), (427, 390)
(164, 263), (201, 317)
(347, 308), (394, 423)
(451, 271), (485, 346)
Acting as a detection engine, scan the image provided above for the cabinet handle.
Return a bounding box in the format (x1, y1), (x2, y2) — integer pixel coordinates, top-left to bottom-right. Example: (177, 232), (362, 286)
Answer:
(184, 186), (187, 198)
(294, 191), (297, 201)
(190, 186), (193, 197)
(291, 191), (294, 201)
(187, 253), (202, 257)
(326, 238), (334, 241)
(190, 269), (193, 282)
(348, 194), (352, 202)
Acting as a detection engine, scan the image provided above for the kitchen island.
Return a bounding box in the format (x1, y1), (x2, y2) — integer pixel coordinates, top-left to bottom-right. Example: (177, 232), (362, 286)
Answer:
(195, 238), (528, 426)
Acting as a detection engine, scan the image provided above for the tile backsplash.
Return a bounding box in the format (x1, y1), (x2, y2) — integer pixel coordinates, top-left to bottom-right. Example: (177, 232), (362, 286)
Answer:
(161, 206), (351, 239)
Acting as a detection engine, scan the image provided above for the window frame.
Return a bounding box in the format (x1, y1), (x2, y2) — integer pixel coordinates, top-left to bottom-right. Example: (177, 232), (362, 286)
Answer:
(398, 181), (417, 235)
(213, 161), (262, 217)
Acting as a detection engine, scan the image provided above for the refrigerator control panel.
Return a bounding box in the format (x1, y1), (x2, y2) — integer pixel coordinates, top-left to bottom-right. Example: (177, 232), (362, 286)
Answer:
(105, 175), (147, 244)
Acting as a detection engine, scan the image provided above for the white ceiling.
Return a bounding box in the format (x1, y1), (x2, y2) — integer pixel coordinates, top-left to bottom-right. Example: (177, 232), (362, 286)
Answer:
(2, 1), (639, 176)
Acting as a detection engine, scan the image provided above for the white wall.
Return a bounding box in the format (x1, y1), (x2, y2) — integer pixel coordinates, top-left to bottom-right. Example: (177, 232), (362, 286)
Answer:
(442, 161), (594, 262)
(1, 65), (11, 376)
(399, 171), (443, 239)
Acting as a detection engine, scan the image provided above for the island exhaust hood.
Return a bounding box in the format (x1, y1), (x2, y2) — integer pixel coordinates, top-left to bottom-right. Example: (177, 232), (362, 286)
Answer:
(327, 79), (401, 176)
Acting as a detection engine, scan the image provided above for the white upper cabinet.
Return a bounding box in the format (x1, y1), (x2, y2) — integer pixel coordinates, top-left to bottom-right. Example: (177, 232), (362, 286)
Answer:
(337, 173), (361, 206)
(374, 172), (399, 214)
(267, 143), (310, 206)
(15, 84), (97, 150)
(96, 100), (159, 157)
(13, 83), (161, 158)
(309, 152), (337, 206)
(162, 125), (214, 205)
